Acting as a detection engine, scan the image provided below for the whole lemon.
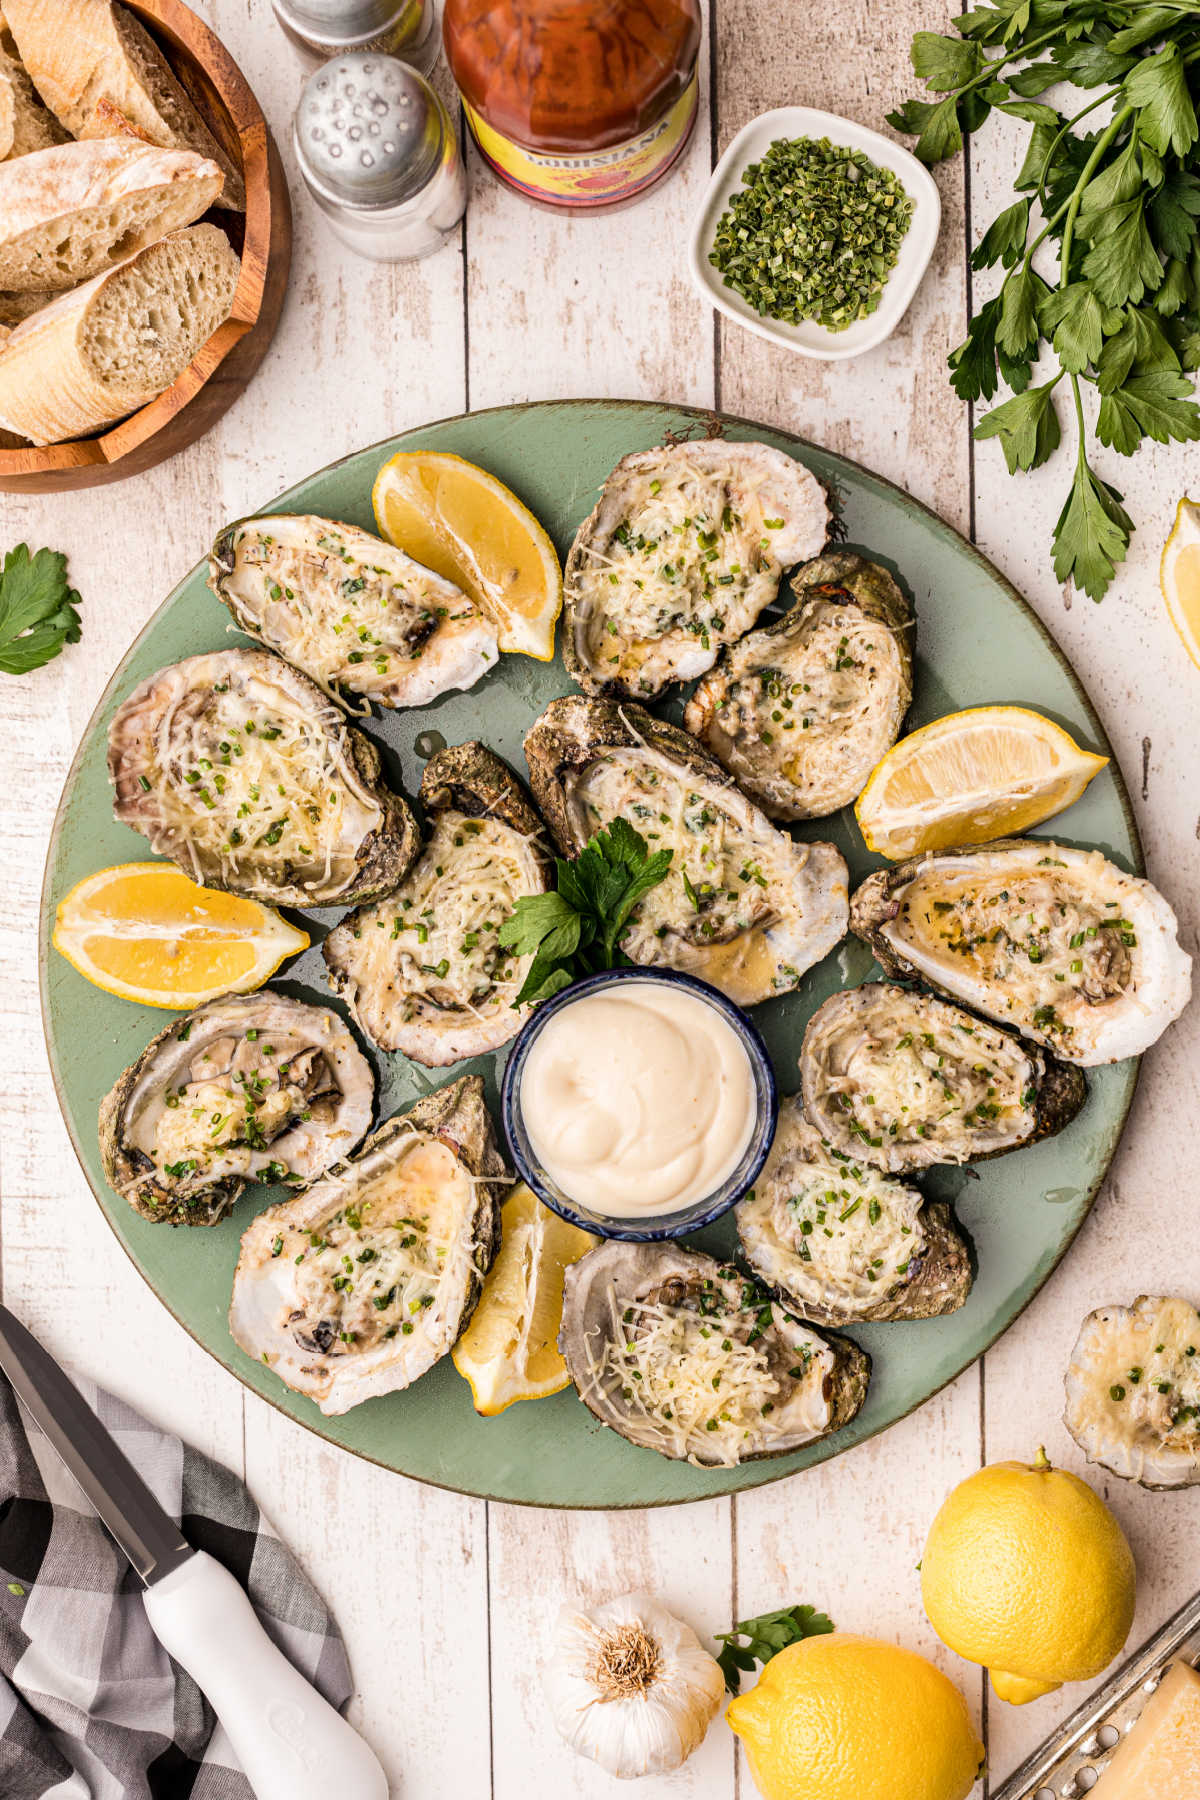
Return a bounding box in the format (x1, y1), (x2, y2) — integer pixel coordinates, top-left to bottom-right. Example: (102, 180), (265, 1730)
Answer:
(921, 1448), (1136, 1705)
(726, 1631), (984, 1800)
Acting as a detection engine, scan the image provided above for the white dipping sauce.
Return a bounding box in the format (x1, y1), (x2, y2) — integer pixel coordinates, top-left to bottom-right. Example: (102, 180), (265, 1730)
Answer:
(519, 981), (758, 1219)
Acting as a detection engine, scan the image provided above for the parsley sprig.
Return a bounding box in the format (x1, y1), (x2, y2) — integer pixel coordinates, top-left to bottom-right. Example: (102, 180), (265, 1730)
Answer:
(0, 544), (82, 674)
(715, 1602), (836, 1693)
(890, 0), (1200, 600)
(498, 816), (672, 1008)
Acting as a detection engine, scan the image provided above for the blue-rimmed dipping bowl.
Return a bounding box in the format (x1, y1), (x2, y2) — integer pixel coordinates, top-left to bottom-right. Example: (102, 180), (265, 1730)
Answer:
(500, 966), (779, 1242)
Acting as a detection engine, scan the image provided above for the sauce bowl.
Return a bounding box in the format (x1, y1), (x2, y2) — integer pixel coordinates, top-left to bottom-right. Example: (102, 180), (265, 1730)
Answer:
(500, 965), (779, 1242)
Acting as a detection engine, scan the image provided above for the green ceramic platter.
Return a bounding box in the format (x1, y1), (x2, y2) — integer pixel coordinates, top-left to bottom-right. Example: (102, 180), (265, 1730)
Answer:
(40, 400), (1140, 1508)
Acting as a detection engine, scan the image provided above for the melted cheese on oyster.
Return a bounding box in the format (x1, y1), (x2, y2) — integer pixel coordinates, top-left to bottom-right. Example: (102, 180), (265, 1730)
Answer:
(1065, 1296), (1200, 1487)
(761, 1153), (924, 1300)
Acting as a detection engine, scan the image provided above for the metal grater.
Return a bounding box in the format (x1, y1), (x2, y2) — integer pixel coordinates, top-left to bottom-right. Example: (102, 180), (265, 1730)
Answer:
(994, 1588), (1200, 1798)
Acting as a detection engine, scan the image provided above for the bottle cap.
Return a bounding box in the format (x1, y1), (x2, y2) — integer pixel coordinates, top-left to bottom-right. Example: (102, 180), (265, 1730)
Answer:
(274, 0), (408, 49)
(294, 53), (446, 211)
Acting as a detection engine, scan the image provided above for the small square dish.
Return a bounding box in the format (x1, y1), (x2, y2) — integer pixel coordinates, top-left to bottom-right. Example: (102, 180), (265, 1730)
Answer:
(689, 105), (941, 361)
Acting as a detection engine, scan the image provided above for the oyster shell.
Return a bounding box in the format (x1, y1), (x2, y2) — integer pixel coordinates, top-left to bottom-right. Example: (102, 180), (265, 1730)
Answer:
(108, 648), (419, 907)
(851, 839), (1191, 1066)
(559, 1242), (869, 1466)
(229, 1074), (505, 1415)
(736, 1096), (971, 1325)
(684, 551), (913, 819)
(208, 514), (499, 711)
(800, 982), (1086, 1173)
(1064, 1295), (1200, 1489)
(323, 742), (552, 1065)
(563, 439), (830, 699)
(523, 695), (848, 1006)
(98, 991), (374, 1226)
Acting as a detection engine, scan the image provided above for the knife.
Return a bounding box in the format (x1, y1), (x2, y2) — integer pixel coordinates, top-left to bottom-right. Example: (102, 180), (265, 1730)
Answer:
(0, 1305), (388, 1800)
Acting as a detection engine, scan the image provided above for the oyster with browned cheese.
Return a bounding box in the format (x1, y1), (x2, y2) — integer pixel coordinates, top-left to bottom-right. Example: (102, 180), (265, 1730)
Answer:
(1064, 1295), (1200, 1489)
(559, 1242), (869, 1466)
(800, 983), (1086, 1173)
(108, 648), (419, 907)
(229, 1075), (505, 1416)
(208, 515), (500, 711)
(851, 839), (1191, 1065)
(523, 695), (848, 1006)
(684, 550), (914, 820)
(99, 992), (375, 1226)
(563, 439), (830, 699)
(736, 1096), (972, 1325)
(323, 742), (552, 1065)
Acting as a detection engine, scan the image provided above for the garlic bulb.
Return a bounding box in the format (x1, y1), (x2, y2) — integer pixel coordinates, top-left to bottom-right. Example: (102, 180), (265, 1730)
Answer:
(544, 1591), (725, 1778)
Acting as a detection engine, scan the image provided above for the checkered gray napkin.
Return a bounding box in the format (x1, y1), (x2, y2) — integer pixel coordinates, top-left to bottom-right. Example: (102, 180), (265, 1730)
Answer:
(0, 1375), (353, 1799)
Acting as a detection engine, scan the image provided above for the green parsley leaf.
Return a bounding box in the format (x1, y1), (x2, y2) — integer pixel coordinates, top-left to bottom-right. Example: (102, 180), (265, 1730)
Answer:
(715, 1603), (836, 1694)
(0, 544), (82, 676)
(1123, 43), (1198, 159)
(1053, 461), (1134, 602)
(910, 30), (984, 92)
(971, 198), (1031, 271)
(1097, 370), (1200, 452)
(975, 379), (1062, 473)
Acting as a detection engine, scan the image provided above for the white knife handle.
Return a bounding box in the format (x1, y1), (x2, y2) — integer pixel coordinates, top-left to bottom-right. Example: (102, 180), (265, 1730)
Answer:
(142, 1551), (389, 1800)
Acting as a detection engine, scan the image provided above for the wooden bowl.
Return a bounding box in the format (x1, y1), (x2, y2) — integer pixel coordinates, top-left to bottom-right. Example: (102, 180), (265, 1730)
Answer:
(0, 0), (292, 493)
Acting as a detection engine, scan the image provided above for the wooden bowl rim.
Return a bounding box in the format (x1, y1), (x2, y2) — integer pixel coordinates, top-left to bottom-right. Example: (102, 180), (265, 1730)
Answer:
(0, 0), (281, 480)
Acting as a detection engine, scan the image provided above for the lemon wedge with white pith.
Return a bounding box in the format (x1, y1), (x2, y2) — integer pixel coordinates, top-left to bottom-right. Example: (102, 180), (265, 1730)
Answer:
(1161, 496), (1200, 670)
(373, 450), (562, 660)
(52, 863), (309, 1009)
(452, 1184), (597, 1415)
(855, 705), (1108, 860)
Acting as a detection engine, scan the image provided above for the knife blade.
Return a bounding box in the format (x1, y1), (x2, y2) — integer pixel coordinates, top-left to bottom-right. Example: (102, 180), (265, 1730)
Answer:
(0, 1304), (192, 1584)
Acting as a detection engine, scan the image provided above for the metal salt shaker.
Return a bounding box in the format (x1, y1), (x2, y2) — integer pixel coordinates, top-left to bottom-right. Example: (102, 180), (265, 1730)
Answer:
(293, 54), (467, 262)
(272, 0), (440, 79)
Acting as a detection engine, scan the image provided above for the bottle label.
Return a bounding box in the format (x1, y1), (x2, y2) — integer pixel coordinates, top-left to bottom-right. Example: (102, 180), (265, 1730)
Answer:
(463, 72), (698, 207)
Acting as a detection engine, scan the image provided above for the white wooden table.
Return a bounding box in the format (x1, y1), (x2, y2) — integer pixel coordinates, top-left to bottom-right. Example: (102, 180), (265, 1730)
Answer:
(3, 2), (1199, 1794)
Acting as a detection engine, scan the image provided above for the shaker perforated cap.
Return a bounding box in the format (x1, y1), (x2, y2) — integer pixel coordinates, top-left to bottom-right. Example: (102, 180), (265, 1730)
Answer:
(275, 0), (405, 47)
(294, 53), (445, 210)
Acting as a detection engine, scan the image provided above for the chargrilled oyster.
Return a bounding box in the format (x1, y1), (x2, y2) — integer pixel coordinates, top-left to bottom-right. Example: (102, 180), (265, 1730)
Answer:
(559, 1242), (869, 1467)
(108, 649), (419, 907)
(208, 514), (499, 711)
(99, 992), (374, 1226)
(851, 840), (1191, 1066)
(1064, 1296), (1200, 1489)
(800, 983), (1086, 1173)
(323, 742), (552, 1065)
(229, 1074), (504, 1415)
(563, 439), (829, 699)
(684, 551), (913, 819)
(523, 695), (848, 1006)
(736, 1097), (971, 1325)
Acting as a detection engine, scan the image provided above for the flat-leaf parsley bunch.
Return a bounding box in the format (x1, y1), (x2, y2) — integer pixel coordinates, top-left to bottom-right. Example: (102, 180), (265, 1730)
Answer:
(890, 0), (1200, 600)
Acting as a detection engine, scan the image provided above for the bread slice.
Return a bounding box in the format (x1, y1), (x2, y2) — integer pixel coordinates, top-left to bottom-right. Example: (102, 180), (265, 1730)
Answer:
(0, 221), (239, 444)
(4, 0), (245, 209)
(0, 43), (67, 158)
(0, 137), (223, 290)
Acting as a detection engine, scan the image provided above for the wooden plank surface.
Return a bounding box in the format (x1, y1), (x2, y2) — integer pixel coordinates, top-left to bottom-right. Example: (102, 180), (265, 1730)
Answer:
(1, 1), (1198, 1796)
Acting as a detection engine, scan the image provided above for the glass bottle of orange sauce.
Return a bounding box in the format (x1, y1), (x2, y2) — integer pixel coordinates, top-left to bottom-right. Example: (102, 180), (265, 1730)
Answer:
(443, 0), (702, 210)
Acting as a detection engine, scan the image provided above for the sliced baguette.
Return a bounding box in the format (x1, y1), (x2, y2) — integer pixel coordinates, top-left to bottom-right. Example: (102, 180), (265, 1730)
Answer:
(0, 137), (222, 290)
(0, 43), (67, 158)
(0, 285), (56, 324)
(0, 221), (239, 444)
(4, 0), (244, 208)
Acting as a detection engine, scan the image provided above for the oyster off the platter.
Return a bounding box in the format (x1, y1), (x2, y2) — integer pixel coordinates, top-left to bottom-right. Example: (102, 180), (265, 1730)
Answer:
(736, 1097), (972, 1326)
(562, 440), (830, 699)
(99, 992), (375, 1227)
(323, 742), (552, 1065)
(208, 514), (500, 711)
(108, 648), (419, 907)
(800, 983), (1087, 1173)
(851, 840), (1191, 1065)
(685, 550), (914, 820)
(1064, 1295), (1200, 1489)
(523, 694), (848, 1006)
(559, 1242), (870, 1467)
(230, 1075), (504, 1416)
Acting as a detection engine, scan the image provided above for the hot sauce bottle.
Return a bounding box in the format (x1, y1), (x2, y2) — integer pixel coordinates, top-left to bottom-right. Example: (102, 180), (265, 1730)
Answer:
(443, 0), (702, 210)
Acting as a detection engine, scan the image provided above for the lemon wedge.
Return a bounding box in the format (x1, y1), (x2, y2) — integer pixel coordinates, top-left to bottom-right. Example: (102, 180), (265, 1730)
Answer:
(373, 450), (562, 660)
(1161, 495), (1200, 670)
(52, 862), (309, 1008)
(452, 1183), (597, 1415)
(855, 705), (1109, 860)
